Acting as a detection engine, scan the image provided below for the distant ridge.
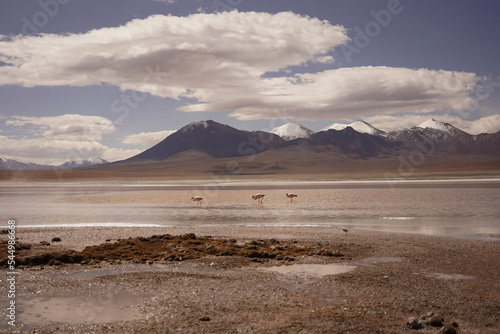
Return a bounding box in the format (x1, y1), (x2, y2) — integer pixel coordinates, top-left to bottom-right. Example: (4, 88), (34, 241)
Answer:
(320, 120), (386, 136)
(0, 157), (108, 170)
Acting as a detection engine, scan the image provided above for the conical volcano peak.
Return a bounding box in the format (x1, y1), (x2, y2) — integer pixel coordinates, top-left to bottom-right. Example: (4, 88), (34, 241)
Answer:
(271, 123), (314, 140)
(417, 119), (462, 134)
(179, 120), (215, 132)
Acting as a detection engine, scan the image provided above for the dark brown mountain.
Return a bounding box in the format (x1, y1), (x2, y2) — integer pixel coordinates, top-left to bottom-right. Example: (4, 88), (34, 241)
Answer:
(123, 120), (285, 162)
(303, 127), (396, 157)
(387, 122), (500, 156)
(472, 131), (500, 155)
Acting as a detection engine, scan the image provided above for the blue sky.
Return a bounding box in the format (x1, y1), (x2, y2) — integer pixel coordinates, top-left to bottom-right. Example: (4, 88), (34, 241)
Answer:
(0, 0), (499, 164)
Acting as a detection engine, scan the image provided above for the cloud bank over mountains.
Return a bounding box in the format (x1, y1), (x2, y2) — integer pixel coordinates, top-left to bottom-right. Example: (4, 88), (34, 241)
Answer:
(0, 11), (480, 121)
(0, 10), (497, 165)
(1, 114), (141, 164)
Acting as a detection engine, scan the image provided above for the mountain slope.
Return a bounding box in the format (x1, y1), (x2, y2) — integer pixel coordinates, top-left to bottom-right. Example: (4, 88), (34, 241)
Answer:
(386, 119), (498, 156)
(124, 120), (286, 162)
(308, 127), (394, 157)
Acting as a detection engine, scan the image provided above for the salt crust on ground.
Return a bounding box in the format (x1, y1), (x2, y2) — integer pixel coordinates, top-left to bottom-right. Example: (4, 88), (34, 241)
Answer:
(1, 226), (499, 333)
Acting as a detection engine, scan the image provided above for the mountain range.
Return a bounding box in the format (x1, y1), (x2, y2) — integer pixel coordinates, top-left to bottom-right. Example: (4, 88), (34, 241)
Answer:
(3, 119), (499, 176)
(0, 157), (108, 171)
(92, 118), (500, 176)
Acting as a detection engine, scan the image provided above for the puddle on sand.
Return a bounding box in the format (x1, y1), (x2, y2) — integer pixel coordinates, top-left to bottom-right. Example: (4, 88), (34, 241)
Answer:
(19, 293), (151, 326)
(422, 272), (476, 280)
(261, 264), (356, 277)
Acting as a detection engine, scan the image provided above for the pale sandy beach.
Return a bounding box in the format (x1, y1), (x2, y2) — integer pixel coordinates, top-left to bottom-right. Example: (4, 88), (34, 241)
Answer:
(1, 225), (499, 333)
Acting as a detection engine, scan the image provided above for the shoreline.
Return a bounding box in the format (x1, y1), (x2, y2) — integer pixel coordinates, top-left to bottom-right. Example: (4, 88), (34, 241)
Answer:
(3, 173), (500, 183)
(1, 226), (499, 333)
(2, 167), (500, 183)
(13, 223), (500, 248)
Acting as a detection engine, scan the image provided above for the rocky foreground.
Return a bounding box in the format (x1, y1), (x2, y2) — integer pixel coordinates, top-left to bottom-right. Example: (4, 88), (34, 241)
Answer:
(0, 226), (499, 333)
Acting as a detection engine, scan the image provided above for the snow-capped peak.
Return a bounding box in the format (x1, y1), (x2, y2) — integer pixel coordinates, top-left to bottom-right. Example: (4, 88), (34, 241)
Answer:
(320, 120), (385, 136)
(179, 120), (211, 133)
(320, 123), (348, 132)
(86, 157), (107, 164)
(417, 119), (460, 134)
(270, 123), (314, 140)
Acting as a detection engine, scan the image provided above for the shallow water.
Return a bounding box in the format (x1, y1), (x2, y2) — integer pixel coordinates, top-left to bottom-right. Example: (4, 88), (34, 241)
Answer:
(1, 179), (499, 240)
(261, 264), (357, 277)
(19, 293), (150, 326)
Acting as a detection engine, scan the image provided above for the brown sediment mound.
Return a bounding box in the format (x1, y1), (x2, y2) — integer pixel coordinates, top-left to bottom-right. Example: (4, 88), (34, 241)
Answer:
(0, 233), (344, 267)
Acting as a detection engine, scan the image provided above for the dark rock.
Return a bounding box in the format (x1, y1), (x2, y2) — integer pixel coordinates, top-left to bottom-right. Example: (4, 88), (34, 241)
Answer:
(407, 317), (423, 330)
(15, 243), (31, 251)
(180, 233), (197, 240)
(199, 316), (211, 321)
(51, 237), (62, 242)
(40, 241), (50, 246)
(246, 251), (272, 259)
(48, 259), (62, 266)
(442, 324), (457, 334)
(430, 315), (444, 327)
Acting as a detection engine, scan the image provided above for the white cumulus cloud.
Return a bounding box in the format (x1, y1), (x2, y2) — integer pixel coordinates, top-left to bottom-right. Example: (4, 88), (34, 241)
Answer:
(0, 11), (487, 121)
(0, 135), (141, 165)
(464, 115), (500, 134)
(6, 114), (116, 141)
(0, 12), (347, 100)
(1, 114), (139, 164)
(183, 66), (478, 120)
(122, 130), (176, 146)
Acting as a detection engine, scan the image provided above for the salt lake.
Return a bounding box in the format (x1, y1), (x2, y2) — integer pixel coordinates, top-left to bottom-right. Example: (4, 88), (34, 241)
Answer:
(1, 178), (499, 241)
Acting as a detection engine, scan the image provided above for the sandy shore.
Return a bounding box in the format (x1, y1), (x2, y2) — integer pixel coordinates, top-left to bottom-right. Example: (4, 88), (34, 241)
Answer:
(1, 226), (499, 333)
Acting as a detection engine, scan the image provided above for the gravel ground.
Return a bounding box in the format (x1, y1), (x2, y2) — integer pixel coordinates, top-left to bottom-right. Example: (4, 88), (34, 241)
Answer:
(1, 226), (499, 333)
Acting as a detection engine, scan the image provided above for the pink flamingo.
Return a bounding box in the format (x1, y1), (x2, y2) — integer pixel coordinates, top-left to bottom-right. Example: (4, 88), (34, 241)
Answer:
(252, 194), (265, 203)
(191, 196), (203, 206)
